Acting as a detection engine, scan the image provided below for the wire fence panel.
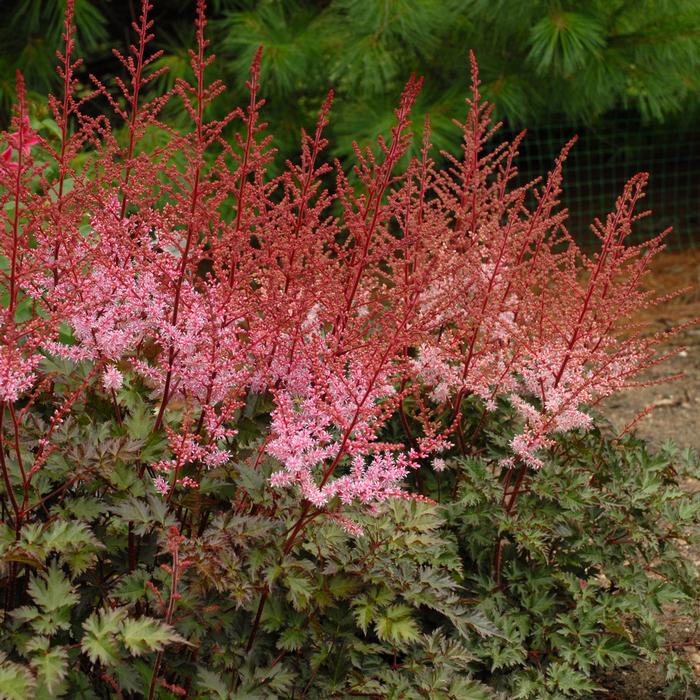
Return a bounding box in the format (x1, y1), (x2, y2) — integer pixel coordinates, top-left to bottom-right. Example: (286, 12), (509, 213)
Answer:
(504, 116), (700, 250)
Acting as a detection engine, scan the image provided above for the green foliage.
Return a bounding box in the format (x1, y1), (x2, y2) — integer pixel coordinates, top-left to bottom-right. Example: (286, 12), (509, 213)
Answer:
(437, 412), (700, 698)
(528, 11), (607, 76)
(3, 0), (700, 158)
(0, 356), (698, 697)
(0, 0), (107, 117)
(81, 609), (129, 666)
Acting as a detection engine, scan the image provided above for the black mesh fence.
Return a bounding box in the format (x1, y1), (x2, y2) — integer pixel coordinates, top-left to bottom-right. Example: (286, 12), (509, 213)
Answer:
(504, 115), (700, 250)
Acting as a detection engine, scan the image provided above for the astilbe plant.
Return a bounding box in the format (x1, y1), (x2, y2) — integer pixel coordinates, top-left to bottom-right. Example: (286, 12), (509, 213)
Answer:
(0, 0), (693, 697)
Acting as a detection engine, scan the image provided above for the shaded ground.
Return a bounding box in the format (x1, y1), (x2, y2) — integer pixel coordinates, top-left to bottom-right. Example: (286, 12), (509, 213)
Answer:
(595, 250), (700, 698)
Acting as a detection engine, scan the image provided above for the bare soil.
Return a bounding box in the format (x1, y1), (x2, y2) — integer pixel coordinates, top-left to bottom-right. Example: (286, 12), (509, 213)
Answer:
(594, 250), (700, 698)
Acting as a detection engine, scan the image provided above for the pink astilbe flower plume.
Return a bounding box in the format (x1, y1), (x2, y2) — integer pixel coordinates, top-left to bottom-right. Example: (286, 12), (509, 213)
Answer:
(0, 2), (684, 539)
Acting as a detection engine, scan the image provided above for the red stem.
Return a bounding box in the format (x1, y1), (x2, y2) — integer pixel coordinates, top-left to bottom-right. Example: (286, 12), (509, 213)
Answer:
(119, 0), (151, 220)
(0, 403), (22, 530)
(146, 533), (181, 700)
(154, 16), (206, 432)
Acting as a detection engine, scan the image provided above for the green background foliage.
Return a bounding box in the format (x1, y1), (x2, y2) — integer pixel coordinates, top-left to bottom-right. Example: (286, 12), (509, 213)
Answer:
(3, 0), (700, 161)
(7, 0), (700, 251)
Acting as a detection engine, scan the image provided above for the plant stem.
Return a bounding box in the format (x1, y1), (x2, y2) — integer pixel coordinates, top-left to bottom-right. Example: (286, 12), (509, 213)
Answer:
(494, 462), (528, 587)
(146, 529), (181, 700)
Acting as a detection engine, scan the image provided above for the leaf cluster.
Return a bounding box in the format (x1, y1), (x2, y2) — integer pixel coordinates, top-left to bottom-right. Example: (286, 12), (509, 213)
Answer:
(0, 362), (699, 698)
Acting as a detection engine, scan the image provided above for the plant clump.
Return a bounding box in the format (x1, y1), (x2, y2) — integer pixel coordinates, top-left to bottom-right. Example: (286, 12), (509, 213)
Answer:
(0, 1), (698, 698)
